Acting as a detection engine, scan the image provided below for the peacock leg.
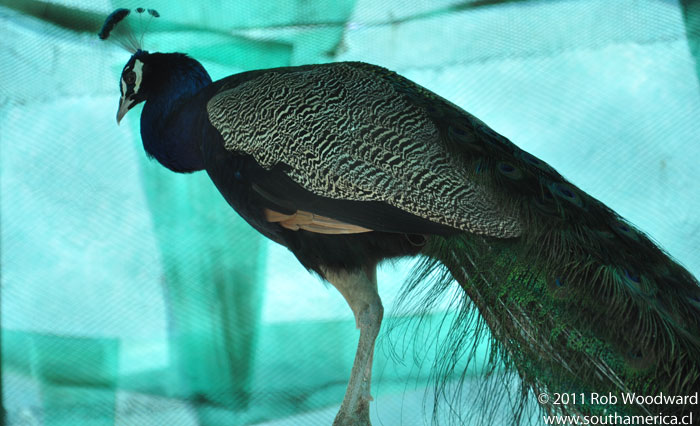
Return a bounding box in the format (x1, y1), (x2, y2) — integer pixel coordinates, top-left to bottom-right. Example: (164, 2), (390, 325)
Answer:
(322, 266), (383, 426)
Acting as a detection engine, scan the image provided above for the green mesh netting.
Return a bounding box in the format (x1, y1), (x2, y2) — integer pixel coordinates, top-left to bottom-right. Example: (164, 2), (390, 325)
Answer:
(2, 1), (700, 425)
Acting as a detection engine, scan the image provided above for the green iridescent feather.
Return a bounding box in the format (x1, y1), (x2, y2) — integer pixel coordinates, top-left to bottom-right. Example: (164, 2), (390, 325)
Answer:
(363, 63), (700, 420)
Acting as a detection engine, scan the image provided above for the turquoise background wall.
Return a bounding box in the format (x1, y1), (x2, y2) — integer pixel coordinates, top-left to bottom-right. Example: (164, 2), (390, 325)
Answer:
(2, 1), (700, 425)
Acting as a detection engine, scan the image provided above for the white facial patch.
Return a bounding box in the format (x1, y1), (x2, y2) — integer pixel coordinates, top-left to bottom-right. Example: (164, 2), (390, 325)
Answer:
(133, 59), (144, 93)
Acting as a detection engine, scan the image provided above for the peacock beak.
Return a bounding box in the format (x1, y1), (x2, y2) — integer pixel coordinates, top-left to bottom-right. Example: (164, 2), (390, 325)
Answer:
(116, 95), (134, 125)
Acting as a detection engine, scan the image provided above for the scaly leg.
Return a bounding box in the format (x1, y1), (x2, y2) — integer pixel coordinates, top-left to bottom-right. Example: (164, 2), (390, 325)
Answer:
(322, 266), (383, 426)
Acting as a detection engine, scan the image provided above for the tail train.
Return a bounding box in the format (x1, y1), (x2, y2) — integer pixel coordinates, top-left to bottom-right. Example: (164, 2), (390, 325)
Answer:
(411, 207), (700, 420)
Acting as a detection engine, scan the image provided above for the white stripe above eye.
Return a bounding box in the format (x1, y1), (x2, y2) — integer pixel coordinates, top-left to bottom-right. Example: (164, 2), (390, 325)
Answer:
(133, 60), (144, 93)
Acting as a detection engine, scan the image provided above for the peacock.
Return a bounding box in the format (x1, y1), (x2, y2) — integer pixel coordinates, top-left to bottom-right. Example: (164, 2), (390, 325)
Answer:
(100, 8), (700, 425)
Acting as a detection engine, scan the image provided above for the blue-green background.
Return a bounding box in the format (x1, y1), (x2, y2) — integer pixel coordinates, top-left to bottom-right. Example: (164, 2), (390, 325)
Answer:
(2, 1), (700, 425)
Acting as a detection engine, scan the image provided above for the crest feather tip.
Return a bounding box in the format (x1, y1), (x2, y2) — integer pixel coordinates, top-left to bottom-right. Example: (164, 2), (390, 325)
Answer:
(98, 8), (131, 40)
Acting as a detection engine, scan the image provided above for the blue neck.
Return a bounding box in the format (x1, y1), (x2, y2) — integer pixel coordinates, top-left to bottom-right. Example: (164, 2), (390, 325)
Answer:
(140, 53), (212, 173)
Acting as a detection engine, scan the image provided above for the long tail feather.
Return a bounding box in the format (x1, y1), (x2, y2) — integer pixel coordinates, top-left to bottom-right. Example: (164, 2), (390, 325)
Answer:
(409, 228), (700, 422)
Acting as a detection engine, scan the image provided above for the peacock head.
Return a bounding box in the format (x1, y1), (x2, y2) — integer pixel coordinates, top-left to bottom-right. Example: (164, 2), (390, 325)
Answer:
(98, 8), (160, 124)
(117, 50), (150, 124)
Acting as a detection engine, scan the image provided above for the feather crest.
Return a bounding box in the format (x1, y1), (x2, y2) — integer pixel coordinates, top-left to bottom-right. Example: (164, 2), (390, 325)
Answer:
(98, 7), (160, 53)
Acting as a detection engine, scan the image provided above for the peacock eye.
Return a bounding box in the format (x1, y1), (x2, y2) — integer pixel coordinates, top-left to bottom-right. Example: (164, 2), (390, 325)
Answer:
(125, 72), (136, 85)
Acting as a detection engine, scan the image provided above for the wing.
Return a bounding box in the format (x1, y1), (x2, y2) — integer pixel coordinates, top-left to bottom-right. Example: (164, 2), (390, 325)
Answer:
(206, 62), (522, 238)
